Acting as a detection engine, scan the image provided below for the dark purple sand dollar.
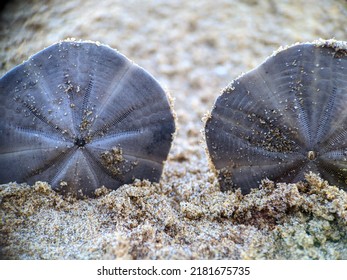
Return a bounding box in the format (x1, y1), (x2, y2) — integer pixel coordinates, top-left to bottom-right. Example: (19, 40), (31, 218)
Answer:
(0, 40), (175, 196)
(205, 40), (347, 194)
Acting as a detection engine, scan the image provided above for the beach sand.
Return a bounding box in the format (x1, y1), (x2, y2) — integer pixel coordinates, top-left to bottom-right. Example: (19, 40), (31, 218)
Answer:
(1, 0), (347, 259)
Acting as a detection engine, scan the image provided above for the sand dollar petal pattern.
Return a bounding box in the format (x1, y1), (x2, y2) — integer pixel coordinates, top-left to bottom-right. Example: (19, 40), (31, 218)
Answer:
(0, 40), (175, 196)
(205, 40), (347, 194)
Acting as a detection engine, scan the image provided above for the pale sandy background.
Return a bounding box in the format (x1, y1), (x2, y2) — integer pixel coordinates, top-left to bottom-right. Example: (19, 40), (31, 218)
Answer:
(0, 0), (347, 259)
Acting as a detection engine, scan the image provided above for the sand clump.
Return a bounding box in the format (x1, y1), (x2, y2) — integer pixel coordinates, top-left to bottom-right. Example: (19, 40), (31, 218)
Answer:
(1, 173), (347, 259)
(1, 0), (347, 259)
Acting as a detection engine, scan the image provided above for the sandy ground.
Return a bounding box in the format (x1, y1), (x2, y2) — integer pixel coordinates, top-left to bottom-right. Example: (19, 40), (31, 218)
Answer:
(1, 0), (347, 259)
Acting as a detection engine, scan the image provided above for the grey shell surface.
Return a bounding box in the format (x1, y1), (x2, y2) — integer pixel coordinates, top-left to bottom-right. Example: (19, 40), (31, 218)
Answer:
(0, 40), (175, 196)
(205, 41), (347, 194)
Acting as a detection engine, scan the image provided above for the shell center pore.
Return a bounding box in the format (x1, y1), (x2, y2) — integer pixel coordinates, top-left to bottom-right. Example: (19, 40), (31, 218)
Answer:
(307, 150), (316, 161)
(74, 137), (86, 148)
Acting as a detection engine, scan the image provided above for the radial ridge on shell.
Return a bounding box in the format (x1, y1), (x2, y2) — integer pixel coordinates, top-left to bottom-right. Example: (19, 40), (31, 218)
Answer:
(0, 40), (176, 196)
(205, 40), (347, 194)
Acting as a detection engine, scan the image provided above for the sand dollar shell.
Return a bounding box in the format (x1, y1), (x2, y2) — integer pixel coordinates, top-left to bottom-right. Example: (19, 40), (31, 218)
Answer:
(0, 40), (175, 196)
(205, 40), (347, 194)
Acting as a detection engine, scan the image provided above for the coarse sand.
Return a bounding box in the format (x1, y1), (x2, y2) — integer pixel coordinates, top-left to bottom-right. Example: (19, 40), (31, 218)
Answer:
(1, 0), (347, 259)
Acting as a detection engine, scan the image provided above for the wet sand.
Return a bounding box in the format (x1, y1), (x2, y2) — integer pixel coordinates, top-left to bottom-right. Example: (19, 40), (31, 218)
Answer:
(1, 0), (347, 259)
